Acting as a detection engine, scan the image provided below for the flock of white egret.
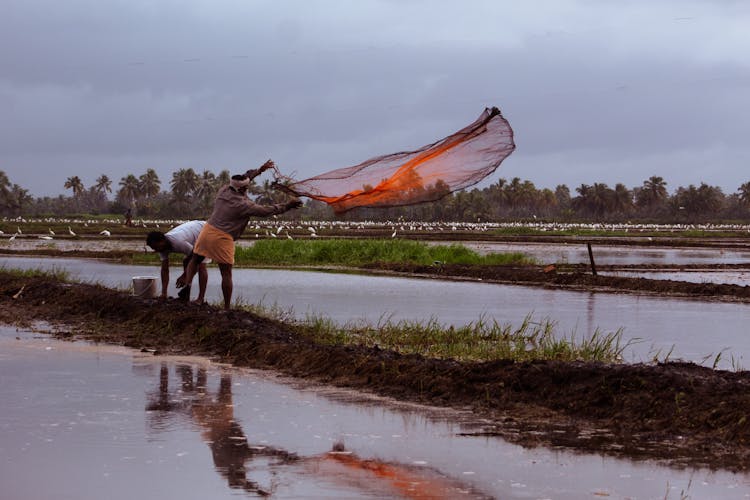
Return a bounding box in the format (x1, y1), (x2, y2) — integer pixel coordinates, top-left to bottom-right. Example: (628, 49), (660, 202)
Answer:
(2, 215), (750, 242)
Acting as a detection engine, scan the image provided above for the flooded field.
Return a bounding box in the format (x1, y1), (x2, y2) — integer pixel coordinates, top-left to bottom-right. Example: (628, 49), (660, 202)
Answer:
(4, 236), (750, 267)
(3, 326), (749, 499)
(603, 269), (750, 286)
(3, 255), (750, 369)
(441, 241), (750, 266)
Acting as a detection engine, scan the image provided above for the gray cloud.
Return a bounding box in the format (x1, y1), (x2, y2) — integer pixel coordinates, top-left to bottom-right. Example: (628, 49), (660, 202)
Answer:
(1, 0), (748, 197)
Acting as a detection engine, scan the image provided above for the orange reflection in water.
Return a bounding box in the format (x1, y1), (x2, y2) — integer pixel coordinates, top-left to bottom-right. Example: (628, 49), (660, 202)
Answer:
(146, 363), (487, 498)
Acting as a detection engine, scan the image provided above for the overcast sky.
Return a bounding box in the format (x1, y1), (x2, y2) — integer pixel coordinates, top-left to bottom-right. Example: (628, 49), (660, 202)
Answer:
(1, 0), (748, 198)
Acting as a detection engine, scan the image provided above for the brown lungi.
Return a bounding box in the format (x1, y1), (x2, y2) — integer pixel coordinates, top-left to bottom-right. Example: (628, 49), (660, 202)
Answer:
(193, 223), (235, 265)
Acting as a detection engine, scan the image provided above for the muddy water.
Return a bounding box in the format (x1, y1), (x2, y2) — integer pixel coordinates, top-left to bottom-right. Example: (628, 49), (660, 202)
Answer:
(3, 255), (750, 369)
(2, 327), (749, 499)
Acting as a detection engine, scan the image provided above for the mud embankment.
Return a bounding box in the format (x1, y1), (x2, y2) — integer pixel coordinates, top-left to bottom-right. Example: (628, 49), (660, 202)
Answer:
(2, 272), (750, 472)
(363, 262), (750, 302)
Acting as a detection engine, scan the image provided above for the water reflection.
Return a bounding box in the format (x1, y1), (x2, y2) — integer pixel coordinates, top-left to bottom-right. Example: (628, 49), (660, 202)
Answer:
(147, 364), (296, 495)
(145, 363), (489, 498)
(4, 328), (749, 499)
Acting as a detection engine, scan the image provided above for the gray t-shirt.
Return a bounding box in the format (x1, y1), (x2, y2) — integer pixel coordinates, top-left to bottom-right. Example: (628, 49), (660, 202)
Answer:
(159, 220), (206, 261)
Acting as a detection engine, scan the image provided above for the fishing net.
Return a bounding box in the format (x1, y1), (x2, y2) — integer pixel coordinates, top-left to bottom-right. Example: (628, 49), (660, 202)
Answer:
(273, 107), (515, 214)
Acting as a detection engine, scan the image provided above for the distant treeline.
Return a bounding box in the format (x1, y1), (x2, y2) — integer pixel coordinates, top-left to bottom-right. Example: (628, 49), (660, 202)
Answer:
(2, 170), (750, 223)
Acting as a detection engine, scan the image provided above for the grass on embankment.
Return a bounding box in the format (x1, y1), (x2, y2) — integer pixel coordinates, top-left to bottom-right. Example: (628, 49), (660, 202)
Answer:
(130, 239), (534, 267)
(301, 314), (628, 363)
(238, 298), (628, 363)
(233, 239), (534, 267)
(0, 266), (70, 282)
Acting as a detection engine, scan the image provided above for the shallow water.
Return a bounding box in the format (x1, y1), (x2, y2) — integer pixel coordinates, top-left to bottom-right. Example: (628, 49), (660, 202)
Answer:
(4, 236), (750, 266)
(3, 255), (750, 369)
(440, 241), (750, 266)
(2, 327), (749, 499)
(603, 269), (750, 286)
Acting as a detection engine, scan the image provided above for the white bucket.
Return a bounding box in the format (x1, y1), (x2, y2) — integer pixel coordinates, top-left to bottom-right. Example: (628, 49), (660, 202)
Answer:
(132, 276), (158, 298)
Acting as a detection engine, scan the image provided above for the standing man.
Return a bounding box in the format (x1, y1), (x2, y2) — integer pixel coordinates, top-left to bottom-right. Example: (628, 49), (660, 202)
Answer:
(178, 160), (303, 309)
(146, 220), (209, 303)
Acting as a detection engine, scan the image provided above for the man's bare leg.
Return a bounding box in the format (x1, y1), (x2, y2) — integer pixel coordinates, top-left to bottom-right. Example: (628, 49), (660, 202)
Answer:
(195, 263), (208, 305)
(218, 263), (233, 310)
(178, 254), (205, 301)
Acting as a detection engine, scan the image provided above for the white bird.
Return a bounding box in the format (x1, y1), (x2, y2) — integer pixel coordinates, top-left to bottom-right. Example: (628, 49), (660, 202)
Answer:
(16, 226), (22, 234)
(9, 233), (16, 241)
(270, 232), (277, 238)
(39, 235), (53, 240)
(391, 228), (397, 238)
(276, 225), (283, 234)
(286, 232), (293, 240)
(99, 229), (111, 237)
(68, 226), (76, 236)
(310, 233), (318, 238)
(0, 230), (4, 235)
(49, 228), (55, 235)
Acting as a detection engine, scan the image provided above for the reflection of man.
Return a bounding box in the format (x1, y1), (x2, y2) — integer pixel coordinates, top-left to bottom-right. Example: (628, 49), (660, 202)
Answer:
(144, 364), (487, 499)
(146, 221), (208, 303)
(147, 364), (295, 495)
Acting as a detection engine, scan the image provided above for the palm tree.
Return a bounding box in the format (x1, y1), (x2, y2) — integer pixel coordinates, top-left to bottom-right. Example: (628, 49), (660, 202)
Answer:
(118, 174), (141, 211)
(215, 169), (231, 189)
(194, 170), (217, 213)
(139, 169), (161, 199)
(612, 183), (633, 215)
(0, 171), (11, 205)
(738, 181), (750, 207)
(0, 171), (14, 213)
(636, 176), (668, 209)
(94, 175), (112, 195)
(170, 168), (199, 212)
(9, 184), (32, 215)
(673, 183), (724, 219)
(573, 183), (614, 218)
(64, 176), (85, 198)
(554, 184), (571, 211)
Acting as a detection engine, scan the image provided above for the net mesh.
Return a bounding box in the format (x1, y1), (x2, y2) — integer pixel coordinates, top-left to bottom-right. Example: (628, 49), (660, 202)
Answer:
(274, 107), (515, 214)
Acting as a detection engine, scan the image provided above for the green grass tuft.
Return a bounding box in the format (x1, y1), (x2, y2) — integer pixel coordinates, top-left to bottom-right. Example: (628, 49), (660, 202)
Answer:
(233, 239), (533, 267)
(0, 266), (70, 282)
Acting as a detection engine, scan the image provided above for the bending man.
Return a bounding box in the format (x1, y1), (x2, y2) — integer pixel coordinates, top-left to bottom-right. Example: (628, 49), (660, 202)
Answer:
(146, 220), (209, 303)
(178, 160), (303, 309)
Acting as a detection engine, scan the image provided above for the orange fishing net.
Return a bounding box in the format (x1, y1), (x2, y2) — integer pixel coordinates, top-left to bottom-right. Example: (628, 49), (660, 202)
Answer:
(274, 107), (515, 214)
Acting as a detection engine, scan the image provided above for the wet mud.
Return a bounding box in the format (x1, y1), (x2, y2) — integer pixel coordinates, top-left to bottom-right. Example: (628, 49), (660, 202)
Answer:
(363, 262), (750, 303)
(2, 271), (750, 473)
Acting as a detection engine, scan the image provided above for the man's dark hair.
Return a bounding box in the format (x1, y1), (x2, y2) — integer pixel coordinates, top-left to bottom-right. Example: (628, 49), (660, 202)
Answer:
(146, 231), (167, 248)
